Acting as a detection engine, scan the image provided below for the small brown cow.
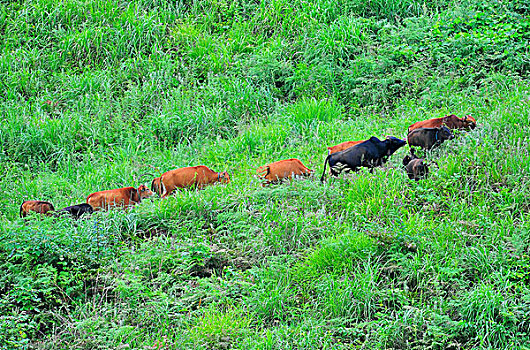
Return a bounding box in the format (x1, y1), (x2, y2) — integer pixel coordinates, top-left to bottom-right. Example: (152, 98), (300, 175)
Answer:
(20, 200), (55, 218)
(86, 185), (153, 211)
(151, 165), (230, 198)
(257, 158), (313, 186)
(403, 153), (429, 181)
(327, 140), (364, 155)
(408, 114), (476, 133)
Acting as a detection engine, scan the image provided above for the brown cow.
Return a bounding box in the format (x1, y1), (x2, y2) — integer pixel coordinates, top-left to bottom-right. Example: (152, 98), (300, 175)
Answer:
(87, 185), (153, 211)
(327, 140), (364, 155)
(151, 165), (230, 198)
(20, 200), (55, 218)
(403, 153), (429, 181)
(257, 158), (313, 186)
(408, 114), (476, 133)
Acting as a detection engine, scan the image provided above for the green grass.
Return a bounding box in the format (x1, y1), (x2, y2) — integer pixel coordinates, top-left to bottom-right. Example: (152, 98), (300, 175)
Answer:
(1, 0), (530, 348)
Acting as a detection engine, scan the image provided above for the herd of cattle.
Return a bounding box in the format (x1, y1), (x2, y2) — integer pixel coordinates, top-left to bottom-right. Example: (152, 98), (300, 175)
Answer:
(19, 114), (476, 219)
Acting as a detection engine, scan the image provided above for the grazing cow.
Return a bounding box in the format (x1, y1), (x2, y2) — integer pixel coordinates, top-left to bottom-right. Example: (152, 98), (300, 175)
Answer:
(57, 203), (94, 219)
(151, 166), (230, 198)
(20, 200), (55, 218)
(321, 136), (406, 182)
(403, 153), (429, 181)
(408, 114), (476, 133)
(327, 140), (364, 155)
(407, 126), (454, 151)
(87, 185), (153, 211)
(257, 158), (313, 186)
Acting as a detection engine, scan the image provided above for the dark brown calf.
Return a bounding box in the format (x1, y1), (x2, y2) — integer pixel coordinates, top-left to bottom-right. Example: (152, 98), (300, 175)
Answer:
(403, 153), (429, 181)
(407, 126), (454, 151)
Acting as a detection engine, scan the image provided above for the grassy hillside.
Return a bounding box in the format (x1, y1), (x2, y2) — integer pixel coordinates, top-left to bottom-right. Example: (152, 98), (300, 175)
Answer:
(1, 0), (530, 348)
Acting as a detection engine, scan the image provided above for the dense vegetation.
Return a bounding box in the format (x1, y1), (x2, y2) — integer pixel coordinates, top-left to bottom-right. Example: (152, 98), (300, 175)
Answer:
(1, 0), (529, 348)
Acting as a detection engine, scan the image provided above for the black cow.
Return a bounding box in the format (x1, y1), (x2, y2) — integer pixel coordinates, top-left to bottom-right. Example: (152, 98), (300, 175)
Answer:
(403, 152), (429, 181)
(57, 203), (94, 219)
(407, 126), (454, 151)
(320, 136), (407, 182)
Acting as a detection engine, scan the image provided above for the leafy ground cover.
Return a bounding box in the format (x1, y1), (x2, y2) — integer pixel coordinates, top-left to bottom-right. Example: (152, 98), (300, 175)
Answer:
(1, 0), (529, 348)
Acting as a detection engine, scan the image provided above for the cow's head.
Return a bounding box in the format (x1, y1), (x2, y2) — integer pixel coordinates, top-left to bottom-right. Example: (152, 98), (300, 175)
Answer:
(218, 171), (230, 184)
(439, 126), (455, 141)
(137, 184), (154, 199)
(385, 136), (407, 155)
(403, 152), (420, 167)
(462, 115), (476, 130)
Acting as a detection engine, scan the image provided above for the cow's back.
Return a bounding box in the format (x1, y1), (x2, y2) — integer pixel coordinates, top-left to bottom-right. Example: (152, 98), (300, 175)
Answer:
(262, 159), (311, 182)
(60, 203), (94, 218)
(327, 141), (364, 154)
(340, 139), (379, 160)
(408, 118), (444, 132)
(173, 166), (211, 186)
(87, 187), (135, 210)
(194, 166), (217, 185)
(329, 138), (386, 169)
(441, 115), (462, 129)
(408, 114), (472, 132)
(160, 166), (218, 193)
(407, 127), (446, 150)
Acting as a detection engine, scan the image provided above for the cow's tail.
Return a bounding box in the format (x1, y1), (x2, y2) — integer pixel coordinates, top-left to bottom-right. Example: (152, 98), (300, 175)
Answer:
(159, 176), (166, 197)
(19, 201), (25, 218)
(151, 178), (156, 194)
(151, 178), (160, 196)
(320, 155), (331, 183)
